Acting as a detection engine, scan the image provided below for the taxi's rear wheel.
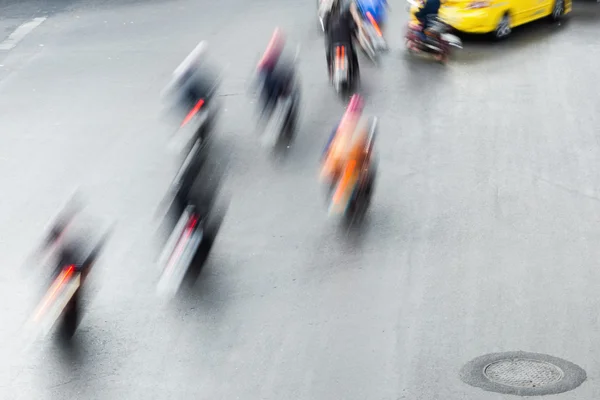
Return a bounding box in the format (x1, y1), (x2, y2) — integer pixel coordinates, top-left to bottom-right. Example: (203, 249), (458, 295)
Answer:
(494, 13), (512, 40)
(551, 0), (565, 20)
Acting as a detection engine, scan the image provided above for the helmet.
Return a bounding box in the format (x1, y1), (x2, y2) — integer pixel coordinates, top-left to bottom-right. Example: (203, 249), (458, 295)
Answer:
(332, 0), (350, 13)
(332, 0), (343, 9)
(189, 41), (208, 62)
(174, 41), (208, 77)
(258, 28), (286, 70)
(271, 28), (286, 51)
(347, 94), (364, 115)
(335, 94), (363, 140)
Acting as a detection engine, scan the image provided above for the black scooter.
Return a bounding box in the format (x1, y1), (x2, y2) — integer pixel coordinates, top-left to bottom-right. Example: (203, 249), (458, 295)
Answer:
(156, 141), (224, 297)
(29, 229), (110, 340)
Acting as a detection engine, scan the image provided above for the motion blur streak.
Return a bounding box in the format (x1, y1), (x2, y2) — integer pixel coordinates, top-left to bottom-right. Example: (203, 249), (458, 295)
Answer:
(0, 0), (599, 399)
(180, 99), (205, 128)
(32, 265), (75, 322)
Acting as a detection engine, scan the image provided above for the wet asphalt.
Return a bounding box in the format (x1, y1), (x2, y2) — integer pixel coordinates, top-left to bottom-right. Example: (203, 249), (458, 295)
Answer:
(1, 0), (600, 398)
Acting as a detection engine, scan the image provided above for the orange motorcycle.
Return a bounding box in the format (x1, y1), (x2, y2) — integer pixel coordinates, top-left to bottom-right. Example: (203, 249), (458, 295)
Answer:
(322, 116), (377, 223)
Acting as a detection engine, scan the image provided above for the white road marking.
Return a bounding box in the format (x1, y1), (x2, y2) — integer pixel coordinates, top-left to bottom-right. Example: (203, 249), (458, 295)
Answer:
(0, 17), (47, 51)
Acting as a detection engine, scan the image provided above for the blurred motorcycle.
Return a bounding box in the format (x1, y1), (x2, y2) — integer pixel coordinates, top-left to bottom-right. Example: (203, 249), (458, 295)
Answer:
(169, 75), (221, 159)
(253, 46), (301, 150)
(323, 116), (378, 224)
(356, 0), (388, 61)
(271, 84), (300, 151)
(32, 264), (82, 339)
(29, 213), (111, 340)
(405, 1), (462, 63)
(156, 141), (225, 298)
(163, 43), (222, 158)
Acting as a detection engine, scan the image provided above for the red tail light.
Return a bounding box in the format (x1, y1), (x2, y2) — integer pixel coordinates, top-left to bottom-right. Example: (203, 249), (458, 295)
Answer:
(164, 214), (199, 275)
(335, 46), (347, 70)
(186, 215), (199, 232)
(33, 264), (77, 321)
(181, 99), (205, 128)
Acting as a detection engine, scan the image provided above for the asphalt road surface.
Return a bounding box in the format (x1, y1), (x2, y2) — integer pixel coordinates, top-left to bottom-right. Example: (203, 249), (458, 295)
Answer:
(1, 0), (600, 399)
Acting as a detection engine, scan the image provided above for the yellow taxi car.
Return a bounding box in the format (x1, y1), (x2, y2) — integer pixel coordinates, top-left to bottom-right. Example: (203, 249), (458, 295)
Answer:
(409, 0), (571, 39)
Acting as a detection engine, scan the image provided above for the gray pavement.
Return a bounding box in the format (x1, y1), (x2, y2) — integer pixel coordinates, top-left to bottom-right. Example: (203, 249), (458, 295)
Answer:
(1, 0), (600, 398)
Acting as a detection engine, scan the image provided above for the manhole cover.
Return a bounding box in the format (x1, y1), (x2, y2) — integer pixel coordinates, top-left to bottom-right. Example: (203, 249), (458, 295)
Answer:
(460, 351), (586, 396)
(484, 359), (563, 388)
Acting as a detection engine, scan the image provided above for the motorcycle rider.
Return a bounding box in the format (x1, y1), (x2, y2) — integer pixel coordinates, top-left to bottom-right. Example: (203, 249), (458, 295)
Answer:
(414, 0), (441, 43)
(321, 94), (369, 188)
(36, 197), (103, 283)
(162, 143), (219, 240)
(255, 28), (296, 121)
(172, 150), (214, 221)
(162, 41), (219, 130)
(324, 0), (365, 79)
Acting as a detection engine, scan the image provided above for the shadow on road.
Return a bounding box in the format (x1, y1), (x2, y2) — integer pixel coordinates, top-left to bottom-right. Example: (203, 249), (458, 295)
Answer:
(54, 331), (87, 364)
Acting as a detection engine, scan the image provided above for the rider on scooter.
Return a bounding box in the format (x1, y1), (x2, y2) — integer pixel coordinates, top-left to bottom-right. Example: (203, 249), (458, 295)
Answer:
(324, 0), (365, 79)
(163, 41), (219, 121)
(171, 149), (216, 225)
(414, 0), (441, 42)
(321, 94), (369, 187)
(256, 28), (295, 121)
(36, 197), (102, 283)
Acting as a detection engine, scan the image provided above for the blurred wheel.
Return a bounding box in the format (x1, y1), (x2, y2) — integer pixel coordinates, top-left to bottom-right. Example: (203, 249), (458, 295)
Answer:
(494, 13), (511, 40)
(60, 293), (79, 339)
(186, 215), (220, 283)
(437, 42), (450, 63)
(551, 0), (564, 20)
(406, 39), (416, 52)
(196, 209), (223, 263)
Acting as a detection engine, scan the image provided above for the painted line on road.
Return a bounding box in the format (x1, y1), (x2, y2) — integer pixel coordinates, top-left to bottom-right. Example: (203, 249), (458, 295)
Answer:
(0, 17), (47, 51)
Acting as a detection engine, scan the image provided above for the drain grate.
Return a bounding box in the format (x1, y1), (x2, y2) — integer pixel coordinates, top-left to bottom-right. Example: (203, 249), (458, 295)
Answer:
(484, 359), (563, 388)
(460, 351), (586, 396)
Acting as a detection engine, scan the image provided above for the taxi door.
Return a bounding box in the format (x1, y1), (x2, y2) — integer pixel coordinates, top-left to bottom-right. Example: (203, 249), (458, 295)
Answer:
(511, 0), (537, 25)
(531, 0), (554, 19)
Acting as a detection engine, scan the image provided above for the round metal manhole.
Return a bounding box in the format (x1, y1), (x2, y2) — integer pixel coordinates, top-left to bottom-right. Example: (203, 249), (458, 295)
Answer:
(460, 351), (586, 396)
(483, 359), (563, 388)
